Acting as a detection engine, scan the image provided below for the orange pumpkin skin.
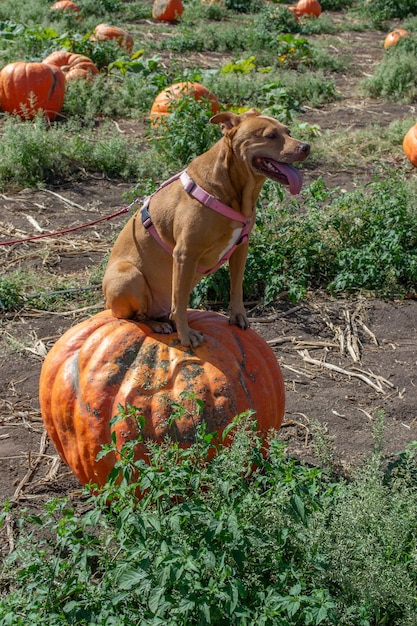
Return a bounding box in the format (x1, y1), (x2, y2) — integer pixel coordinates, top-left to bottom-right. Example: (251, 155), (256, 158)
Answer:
(150, 81), (220, 122)
(43, 51), (99, 82)
(50, 0), (81, 12)
(384, 29), (408, 49)
(403, 123), (417, 166)
(92, 24), (134, 54)
(295, 0), (321, 17)
(0, 62), (65, 120)
(39, 309), (285, 488)
(152, 0), (184, 21)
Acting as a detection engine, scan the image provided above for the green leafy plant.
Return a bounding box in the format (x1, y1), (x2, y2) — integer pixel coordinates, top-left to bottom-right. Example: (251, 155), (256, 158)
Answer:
(0, 115), (148, 190)
(107, 50), (160, 76)
(0, 279), (23, 311)
(220, 55), (257, 75)
(252, 5), (301, 48)
(193, 172), (417, 307)
(164, 21), (247, 53)
(360, 0), (417, 23)
(276, 34), (313, 68)
(2, 407), (417, 624)
(147, 94), (222, 170)
(257, 81), (300, 123)
(224, 0), (263, 13)
(320, 0), (355, 9)
(78, 0), (122, 17)
(362, 37), (417, 101)
(0, 24), (60, 62)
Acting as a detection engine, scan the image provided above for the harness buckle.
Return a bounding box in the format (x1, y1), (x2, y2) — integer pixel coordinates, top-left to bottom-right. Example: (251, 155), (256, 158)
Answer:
(140, 201), (153, 230)
(181, 172), (197, 194)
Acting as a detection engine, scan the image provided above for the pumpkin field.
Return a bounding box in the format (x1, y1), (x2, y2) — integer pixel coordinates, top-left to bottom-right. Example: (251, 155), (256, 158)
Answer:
(1, 0), (417, 623)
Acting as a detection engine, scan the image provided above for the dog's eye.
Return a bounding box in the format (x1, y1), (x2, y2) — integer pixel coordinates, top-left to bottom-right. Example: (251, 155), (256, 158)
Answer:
(265, 132), (277, 139)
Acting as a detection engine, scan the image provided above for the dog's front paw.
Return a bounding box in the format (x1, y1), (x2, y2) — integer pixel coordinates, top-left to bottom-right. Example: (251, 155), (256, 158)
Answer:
(146, 318), (175, 334)
(179, 328), (204, 348)
(229, 311), (249, 330)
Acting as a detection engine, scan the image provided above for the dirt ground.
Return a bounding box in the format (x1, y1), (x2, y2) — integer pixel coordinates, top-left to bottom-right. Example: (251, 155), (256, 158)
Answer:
(1, 23), (417, 554)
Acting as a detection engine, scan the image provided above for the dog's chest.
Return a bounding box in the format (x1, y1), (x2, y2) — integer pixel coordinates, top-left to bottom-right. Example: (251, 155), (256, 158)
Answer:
(216, 226), (244, 261)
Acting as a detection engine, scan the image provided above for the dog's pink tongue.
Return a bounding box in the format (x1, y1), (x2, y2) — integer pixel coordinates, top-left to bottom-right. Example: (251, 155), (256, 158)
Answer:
(275, 162), (303, 195)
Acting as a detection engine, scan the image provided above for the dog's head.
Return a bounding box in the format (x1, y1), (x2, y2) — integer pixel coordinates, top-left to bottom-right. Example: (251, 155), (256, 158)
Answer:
(210, 109), (310, 195)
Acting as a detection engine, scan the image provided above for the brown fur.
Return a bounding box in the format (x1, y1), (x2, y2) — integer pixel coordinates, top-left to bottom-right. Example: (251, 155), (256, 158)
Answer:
(102, 109), (310, 347)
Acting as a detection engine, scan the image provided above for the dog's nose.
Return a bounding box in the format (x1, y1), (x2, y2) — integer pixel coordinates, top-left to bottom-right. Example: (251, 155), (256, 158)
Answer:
(299, 143), (310, 157)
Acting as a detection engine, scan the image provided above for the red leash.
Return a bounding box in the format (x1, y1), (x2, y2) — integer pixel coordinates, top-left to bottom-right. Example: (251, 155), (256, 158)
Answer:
(0, 205), (133, 246)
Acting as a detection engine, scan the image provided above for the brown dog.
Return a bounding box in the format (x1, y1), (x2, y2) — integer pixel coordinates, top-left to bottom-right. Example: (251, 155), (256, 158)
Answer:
(102, 109), (310, 347)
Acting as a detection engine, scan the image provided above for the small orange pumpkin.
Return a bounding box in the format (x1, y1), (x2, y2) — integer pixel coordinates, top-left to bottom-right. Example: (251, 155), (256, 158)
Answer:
(50, 0), (81, 12)
(384, 29), (408, 49)
(43, 50), (99, 82)
(403, 123), (417, 166)
(39, 309), (285, 489)
(152, 0), (184, 21)
(150, 81), (220, 122)
(0, 61), (65, 120)
(91, 24), (134, 54)
(293, 0), (321, 17)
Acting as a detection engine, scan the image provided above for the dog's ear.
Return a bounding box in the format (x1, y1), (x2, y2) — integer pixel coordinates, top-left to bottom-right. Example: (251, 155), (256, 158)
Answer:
(210, 111), (241, 133)
(210, 109), (261, 133)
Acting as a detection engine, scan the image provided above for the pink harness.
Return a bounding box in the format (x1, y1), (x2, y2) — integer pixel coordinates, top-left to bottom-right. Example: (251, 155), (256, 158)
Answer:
(140, 169), (252, 276)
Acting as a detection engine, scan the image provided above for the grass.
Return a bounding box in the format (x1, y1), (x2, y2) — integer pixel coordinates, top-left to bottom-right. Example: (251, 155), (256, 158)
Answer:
(361, 35), (417, 102)
(0, 113), (157, 190)
(1, 413), (417, 625)
(0, 267), (103, 314)
(309, 116), (414, 167)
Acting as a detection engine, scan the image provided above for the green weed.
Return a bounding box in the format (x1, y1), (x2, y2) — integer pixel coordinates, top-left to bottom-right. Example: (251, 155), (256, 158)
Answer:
(1, 409), (417, 624)
(360, 0), (417, 24)
(224, 0), (263, 13)
(193, 172), (417, 307)
(252, 5), (302, 44)
(320, 0), (355, 10)
(0, 115), (148, 190)
(0, 268), (102, 313)
(0, 0), (51, 25)
(0, 279), (23, 312)
(147, 94), (222, 171)
(362, 38), (417, 102)
(165, 20), (248, 54)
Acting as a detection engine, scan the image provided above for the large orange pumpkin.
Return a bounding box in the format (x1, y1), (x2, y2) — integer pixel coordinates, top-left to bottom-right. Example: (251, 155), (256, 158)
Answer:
(0, 61), (65, 120)
(50, 0), (81, 12)
(383, 29), (408, 49)
(43, 50), (99, 82)
(403, 123), (417, 166)
(150, 81), (220, 122)
(39, 309), (285, 488)
(152, 0), (184, 21)
(293, 0), (321, 17)
(91, 24), (134, 54)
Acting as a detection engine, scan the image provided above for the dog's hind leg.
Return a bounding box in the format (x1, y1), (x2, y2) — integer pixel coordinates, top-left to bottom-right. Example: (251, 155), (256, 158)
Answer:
(103, 260), (175, 334)
(103, 260), (151, 320)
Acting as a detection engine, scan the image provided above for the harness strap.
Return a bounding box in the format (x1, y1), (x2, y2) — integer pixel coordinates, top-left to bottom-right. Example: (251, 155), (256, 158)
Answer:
(179, 170), (248, 225)
(141, 199), (173, 257)
(140, 169), (252, 276)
